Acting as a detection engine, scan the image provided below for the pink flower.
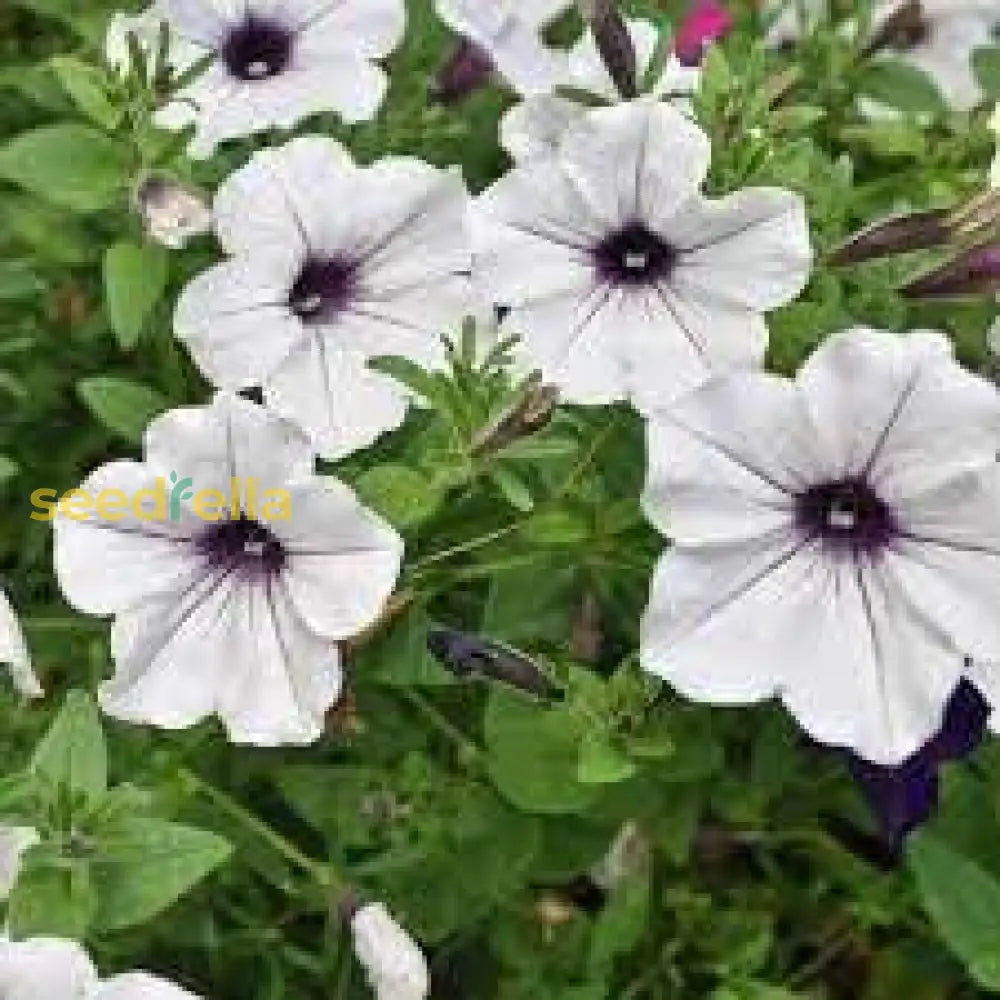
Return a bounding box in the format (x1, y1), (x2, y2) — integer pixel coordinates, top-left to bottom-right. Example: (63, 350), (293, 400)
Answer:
(674, 0), (733, 67)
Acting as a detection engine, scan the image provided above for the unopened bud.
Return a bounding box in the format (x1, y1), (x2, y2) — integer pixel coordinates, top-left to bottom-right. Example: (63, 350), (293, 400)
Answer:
(351, 903), (430, 1000)
(133, 174), (211, 250)
(471, 372), (559, 456)
(430, 38), (497, 104)
(902, 243), (1000, 299)
(576, 0), (638, 99)
(828, 208), (950, 266)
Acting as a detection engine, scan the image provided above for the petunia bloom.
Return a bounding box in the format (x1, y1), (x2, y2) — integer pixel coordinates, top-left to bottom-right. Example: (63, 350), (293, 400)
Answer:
(476, 100), (811, 411)
(433, 0), (569, 98)
(501, 17), (706, 164)
(53, 393), (403, 746)
(0, 937), (200, 999)
(0, 589), (41, 698)
(351, 903), (430, 1000)
(175, 137), (476, 460)
(113, 0), (405, 158)
(641, 327), (1000, 765)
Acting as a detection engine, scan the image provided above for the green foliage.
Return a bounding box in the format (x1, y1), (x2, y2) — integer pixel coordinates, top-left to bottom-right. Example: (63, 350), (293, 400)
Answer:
(2, 0), (1000, 997)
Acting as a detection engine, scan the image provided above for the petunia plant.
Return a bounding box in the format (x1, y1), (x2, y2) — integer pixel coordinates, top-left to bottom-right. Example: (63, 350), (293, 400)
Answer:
(4, 0), (1000, 998)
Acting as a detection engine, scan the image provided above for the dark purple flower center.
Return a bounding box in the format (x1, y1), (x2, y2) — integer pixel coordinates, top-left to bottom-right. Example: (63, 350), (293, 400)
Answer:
(198, 516), (286, 577)
(795, 477), (897, 556)
(222, 16), (293, 82)
(593, 223), (676, 286)
(288, 257), (358, 323)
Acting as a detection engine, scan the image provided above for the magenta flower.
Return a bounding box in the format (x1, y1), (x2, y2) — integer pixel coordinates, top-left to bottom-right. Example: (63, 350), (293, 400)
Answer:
(674, 0), (733, 68)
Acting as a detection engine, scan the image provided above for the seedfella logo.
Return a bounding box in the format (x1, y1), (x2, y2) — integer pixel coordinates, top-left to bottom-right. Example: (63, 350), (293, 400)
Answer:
(30, 474), (292, 523)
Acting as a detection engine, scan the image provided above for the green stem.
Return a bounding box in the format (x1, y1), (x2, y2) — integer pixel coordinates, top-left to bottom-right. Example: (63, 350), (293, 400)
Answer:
(408, 521), (524, 574)
(397, 689), (481, 766)
(179, 767), (337, 890)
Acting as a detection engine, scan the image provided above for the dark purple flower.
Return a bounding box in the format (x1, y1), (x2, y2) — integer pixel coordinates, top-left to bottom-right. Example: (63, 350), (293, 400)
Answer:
(847, 680), (990, 852)
(674, 0), (734, 68)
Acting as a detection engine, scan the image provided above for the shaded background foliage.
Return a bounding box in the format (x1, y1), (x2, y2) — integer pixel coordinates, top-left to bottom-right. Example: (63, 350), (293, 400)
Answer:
(3, 0), (1000, 997)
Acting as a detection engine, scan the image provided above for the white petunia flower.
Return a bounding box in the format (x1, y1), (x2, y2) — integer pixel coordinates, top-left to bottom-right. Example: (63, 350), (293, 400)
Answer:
(434, 0), (570, 96)
(476, 100), (812, 411)
(0, 826), (38, 901)
(0, 590), (41, 699)
(501, 19), (701, 163)
(0, 937), (200, 999)
(351, 903), (430, 1000)
(53, 393), (403, 746)
(114, 0), (405, 158)
(175, 137), (476, 460)
(640, 327), (1000, 765)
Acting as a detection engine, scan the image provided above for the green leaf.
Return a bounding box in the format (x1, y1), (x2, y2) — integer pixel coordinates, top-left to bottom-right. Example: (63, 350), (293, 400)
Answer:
(30, 690), (107, 808)
(354, 464), (444, 529)
(356, 604), (456, 687)
(908, 831), (1000, 989)
(103, 241), (169, 349)
(89, 818), (231, 931)
(77, 376), (168, 443)
(973, 46), (1000, 99)
(484, 689), (598, 814)
(0, 261), (44, 301)
(492, 466), (534, 512)
(6, 856), (96, 938)
(578, 730), (636, 786)
(856, 61), (946, 116)
(588, 865), (651, 975)
(0, 124), (131, 212)
(49, 56), (121, 129)
(0, 454), (19, 483)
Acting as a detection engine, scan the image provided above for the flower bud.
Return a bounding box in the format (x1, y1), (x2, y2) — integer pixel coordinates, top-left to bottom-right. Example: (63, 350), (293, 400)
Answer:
(430, 38), (497, 104)
(902, 242), (1000, 299)
(827, 208), (950, 266)
(351, 903), (430, 1000)
(577, 0), (638, 98)
(133, 174), (212, 250)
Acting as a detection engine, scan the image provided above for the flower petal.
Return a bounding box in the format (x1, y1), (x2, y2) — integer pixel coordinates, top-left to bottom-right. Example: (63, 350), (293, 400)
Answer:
(781, 556), (964, 765)
(275, 479), (404, 638)
(0, 938), (99, 998)
(0, 590), (41, 698)
(213, 136), (355, 256)
(54, 461), (205, 617)
(266, 337), (410, 460)
(640, 530), (808, 703)
(669, 187), (812, 311)
(558, 101), (711, 233)
(97, 972), (201, 1000)
(175, 254), (305, 388)
(213, 581), (343, 745)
